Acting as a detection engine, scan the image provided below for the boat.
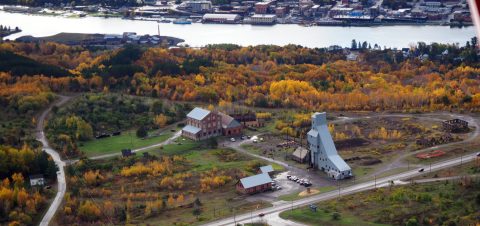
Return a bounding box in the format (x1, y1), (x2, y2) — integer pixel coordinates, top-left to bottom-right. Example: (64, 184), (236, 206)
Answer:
(172, 18), (192, 25)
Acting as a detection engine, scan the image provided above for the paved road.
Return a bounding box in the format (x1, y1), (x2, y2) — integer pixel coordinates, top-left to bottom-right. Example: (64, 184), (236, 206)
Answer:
(89, 130), (182, 160)
(36, 95), (72, 226)
(203, 153), (479, 226)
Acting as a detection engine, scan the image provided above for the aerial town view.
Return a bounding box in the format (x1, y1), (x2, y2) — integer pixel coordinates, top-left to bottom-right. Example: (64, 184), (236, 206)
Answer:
(0, 0), (479, 225)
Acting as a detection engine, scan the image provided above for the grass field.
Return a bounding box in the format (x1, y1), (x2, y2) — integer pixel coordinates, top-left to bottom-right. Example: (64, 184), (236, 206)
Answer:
(279, 186), (336, 201)
(280, 207), (389, 226)
(79, 130), (174, 157)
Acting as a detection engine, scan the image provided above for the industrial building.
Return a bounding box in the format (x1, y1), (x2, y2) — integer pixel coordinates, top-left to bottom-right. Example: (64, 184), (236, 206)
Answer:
(182, 107), (222, 141)
(236, 172), (273, 194)
(182, 107), (243, 140)
(248, 14), (277, 24)
(202, 13), (241, 23)
(307, 112), (352, 180)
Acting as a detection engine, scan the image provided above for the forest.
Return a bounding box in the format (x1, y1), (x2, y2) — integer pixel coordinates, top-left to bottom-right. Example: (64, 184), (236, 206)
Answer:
(0, 40), (479, 116)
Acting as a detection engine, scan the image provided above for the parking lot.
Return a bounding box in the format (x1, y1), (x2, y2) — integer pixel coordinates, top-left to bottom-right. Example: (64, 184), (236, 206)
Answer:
(246, 170), (336, 203)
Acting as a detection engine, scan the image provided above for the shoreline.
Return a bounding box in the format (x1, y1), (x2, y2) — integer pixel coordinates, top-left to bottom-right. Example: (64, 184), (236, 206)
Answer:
(0, 9), (473, 28)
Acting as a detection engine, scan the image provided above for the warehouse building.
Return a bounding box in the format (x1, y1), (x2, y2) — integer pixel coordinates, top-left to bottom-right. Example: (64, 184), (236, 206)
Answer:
(236, 173), (273, 194)
(202, 13), (241, 23)
(248, 14), (277, 24)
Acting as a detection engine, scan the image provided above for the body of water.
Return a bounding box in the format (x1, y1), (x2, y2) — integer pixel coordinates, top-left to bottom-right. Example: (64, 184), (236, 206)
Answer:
(0, 11), (476, 48)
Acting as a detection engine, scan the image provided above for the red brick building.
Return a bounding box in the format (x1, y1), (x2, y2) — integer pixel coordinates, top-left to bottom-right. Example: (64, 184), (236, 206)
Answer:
(236, 173), (273, 194)
(182, 107), (243, 140)
(255, 2), (271, 14)
(219, 112), (243, 136)
(182, 107), (222, 141)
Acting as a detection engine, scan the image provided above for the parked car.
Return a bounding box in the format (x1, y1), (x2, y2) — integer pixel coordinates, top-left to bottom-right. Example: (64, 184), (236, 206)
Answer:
(477, 152), (480, 157)
(230, 138), (236, 142)
(418, 168), (424, 172)
(286, 175), (292, 179)
(258, 213), (265, 217)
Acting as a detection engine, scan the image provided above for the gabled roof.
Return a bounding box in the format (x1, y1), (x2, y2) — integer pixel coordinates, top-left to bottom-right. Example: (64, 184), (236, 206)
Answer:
(259, 165), (274, 174)
(239, 173), (272, 189)
(219, 112), (242, 129)
(182, 125), (201, 134)
(328, 155), (351, 172)
(187, 107), (211, 120)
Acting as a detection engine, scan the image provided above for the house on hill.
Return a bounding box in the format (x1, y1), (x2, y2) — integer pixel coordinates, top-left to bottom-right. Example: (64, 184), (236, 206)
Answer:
(29, 174), (45, 186)
(236, 173), (273, 194)
(307, 112), (352, 180)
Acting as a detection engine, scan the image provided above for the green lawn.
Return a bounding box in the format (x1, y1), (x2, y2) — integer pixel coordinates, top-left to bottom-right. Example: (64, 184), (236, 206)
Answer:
(79, 130), (174, 157)
(280, 208), (389, 226)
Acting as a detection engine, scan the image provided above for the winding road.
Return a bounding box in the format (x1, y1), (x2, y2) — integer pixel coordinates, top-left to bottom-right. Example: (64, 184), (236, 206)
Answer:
(36, 100), (479, 226)
(36, 95), (72, 226)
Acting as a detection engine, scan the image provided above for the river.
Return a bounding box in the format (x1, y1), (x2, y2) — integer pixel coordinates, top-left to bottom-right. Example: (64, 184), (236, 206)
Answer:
(0, 11), (475, 48)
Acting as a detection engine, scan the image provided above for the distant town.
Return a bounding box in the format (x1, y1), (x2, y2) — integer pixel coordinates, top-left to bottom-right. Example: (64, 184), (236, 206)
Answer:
(1, 0), (473, 26)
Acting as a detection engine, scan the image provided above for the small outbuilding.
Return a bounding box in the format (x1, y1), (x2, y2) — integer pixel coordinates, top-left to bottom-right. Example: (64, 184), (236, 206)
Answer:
(29, 174), (45, 186)
(236, 173), (273, 194)
(291, 146), (310, 163)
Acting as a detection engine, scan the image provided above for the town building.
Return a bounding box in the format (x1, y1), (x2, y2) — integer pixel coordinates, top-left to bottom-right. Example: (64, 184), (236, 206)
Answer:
(182, 107), (222, 141)
(236, 173), (273, 194)
(202, 13), (241, 23)
(219, 112), (243, 136)
(249, 14), (277, 25)
(292, 146), (310, 163)
(307, 112), (352, 179)
(346, 52), (358, 61)
(29, 174), (45, 186)
(181, 0), (212, 13)
(255, 1), (272, 14)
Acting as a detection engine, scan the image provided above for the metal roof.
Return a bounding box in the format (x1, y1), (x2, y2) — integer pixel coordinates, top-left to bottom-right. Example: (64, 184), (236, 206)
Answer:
(182, 125), (201, 134)
(259, 165), (274, 174)
(239, 173), (272, 189)
(187, 107), (211, 120)
(203, 13), (240, 20)
(310, 112), (351, 172)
